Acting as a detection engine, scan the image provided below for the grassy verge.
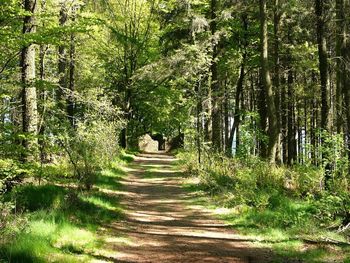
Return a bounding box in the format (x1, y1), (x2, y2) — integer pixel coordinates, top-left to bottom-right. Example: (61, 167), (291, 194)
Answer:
(178, 152), (350, 263)
(0, 152), (134, 263)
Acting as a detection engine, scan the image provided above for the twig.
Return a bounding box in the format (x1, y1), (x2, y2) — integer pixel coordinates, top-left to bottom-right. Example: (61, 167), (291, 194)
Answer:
(337, 223), (350, 233)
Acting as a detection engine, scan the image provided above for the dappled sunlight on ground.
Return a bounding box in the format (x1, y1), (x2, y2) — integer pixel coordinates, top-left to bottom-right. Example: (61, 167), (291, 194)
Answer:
(101, 153), (277, 263)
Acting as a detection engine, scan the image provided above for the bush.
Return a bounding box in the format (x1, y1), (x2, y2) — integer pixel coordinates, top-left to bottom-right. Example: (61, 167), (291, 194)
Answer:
(180, 150), (350, 230)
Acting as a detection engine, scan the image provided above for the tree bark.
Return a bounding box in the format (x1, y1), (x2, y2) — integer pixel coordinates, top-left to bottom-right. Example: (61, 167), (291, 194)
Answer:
(210, 0), (221, 151)
(335, 0), (346, 133)
(21, 0), (38, 162)
(315, 0), (330, 131)
(67, 6), (76, 128)
(58, 3), (68, 109)
(273, 0), (282, 163)
(315, 0), (331, 187)
(227, 14), (248, 156)
(260, 0), (278, 163)
(287, 68), (296, 165)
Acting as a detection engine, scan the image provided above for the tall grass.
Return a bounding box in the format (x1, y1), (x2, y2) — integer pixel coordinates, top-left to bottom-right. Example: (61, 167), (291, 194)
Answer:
(0, 153), (132, 262)
(178, 151), (350, 262)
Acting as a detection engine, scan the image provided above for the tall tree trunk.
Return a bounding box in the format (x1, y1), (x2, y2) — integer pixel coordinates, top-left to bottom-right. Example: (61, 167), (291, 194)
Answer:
(343, 18), (350, 174)
(38, 0), (48, 164)
(228, 57), (245, 156)
(196, 79), (202, 163)
(315, 0), (330, 131)
(281, 73), (288, 163)
(224, 78), (229, 152)
(315, 0), (331, 186)
(286, 28), (297, 165)
(287, 69), (296, 165)
(210, 0), (221, 151)
(58, 3), (68, 110)
(335, 0), (346, 133)
(21, 0), (38, 162)
(67, 6), (76, 128)
(258, 72), (268, 157)
(227, 14), (248, 156)
(273, 0), (282, 163)
(260, 0), (278, 163)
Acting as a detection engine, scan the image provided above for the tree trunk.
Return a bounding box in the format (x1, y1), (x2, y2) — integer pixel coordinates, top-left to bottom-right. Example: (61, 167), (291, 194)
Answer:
(315, 0), (330, 131)
(224, 78), (229, 152)
(258, 72), (268, 157)
(287, 69), (296, 165)
(259, 0), (278, 163)
(228, 57), (245, 156)
(315, 0), (331, 186)
(67, 6), (76, 128)
(343, 35), (350, 174)
(58, 3), (68, 109)
(273, 0), (282, 163)
(227, 14), (248, 156)
(335, 0), (346, 133)
(38, 0), (48, 164)
(22, 0), (38, 162)
(281, 72), (288, 163)
(210, 0), (221, 151)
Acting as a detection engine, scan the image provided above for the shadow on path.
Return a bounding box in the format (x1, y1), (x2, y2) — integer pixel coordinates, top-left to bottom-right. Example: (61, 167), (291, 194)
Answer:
(102, 153), (279, 263)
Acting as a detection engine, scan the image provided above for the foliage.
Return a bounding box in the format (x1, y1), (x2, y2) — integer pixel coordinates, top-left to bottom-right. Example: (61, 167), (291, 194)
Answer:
(179, 150), (349, 231)
(0, 156), (127, 262)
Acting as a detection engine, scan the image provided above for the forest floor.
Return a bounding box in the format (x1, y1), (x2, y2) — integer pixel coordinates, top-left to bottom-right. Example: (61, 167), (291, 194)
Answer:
(97, 153), (282, 263)
(2, 152), (345, 262)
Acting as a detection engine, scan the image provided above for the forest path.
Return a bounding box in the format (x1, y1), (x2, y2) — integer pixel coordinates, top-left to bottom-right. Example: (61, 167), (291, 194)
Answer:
(99, 153), (275, 263)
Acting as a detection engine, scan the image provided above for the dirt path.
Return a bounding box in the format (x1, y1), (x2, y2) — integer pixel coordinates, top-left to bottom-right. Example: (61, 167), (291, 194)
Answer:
(102, 153), (275, 263)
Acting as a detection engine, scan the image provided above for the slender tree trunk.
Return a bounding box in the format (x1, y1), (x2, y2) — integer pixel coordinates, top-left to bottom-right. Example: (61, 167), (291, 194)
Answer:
(21, 0), (38, 162)
(67, 6), (76, 128)
(335, 0), (346, 133)
(204, 84), (212, 142)
(227, 14), (248, 156)
(315, 0), (330, 131)
(228, 57), (245, 156)
(286, 29), (297, 165)
(258, 71), (268, 157)
(224, 78), (229, 152)
(58, 3), (68, 109)
(38, 0), (47, 164)
(210, 0), (221, 151)
(196, 79), (202, 164)
(287, 68), (296, 165)
(343, 31), (350, 174)
(273, 0), (282, 163)
(315, 0), (331, 186)
(281, 72), (287, 163)
(260, 0), (278, 163)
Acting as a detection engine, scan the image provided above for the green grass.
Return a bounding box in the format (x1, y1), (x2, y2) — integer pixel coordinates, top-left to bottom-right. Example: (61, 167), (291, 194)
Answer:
(118, 151), (135, 164)
(182, 177), (350, 262)
(0, 158), (127, 262)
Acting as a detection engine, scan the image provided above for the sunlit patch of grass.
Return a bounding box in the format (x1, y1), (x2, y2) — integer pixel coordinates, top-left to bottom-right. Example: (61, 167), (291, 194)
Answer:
(118, 151), (135, 164)
(82, 195), (118, 212)
(181, 169), (350, 262)
(0, 158), (127, 262)
(272, 243), (331, 263)
(54, 225), (98, 254)
(0, 218), (96, 263)
(104, 236), (134, 246)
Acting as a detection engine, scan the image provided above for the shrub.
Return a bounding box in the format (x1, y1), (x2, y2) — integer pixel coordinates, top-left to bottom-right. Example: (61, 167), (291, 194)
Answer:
(180, 150), (350, 230)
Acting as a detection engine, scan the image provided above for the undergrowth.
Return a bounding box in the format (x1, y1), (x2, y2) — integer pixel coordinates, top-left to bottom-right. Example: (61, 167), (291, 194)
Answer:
(178, 151), (350, 262)
(0, 151), (133, 262)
